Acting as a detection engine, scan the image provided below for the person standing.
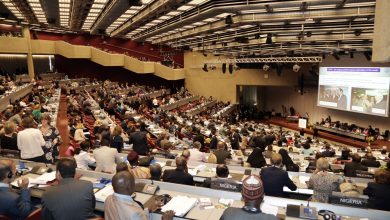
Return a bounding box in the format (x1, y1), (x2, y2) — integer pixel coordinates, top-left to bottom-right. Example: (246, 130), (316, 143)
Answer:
(40, 113), (62, 163)
(17, 116), (45, 162)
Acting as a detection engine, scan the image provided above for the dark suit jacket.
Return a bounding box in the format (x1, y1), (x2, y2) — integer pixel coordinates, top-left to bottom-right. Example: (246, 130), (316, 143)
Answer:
(361, 159), (381, 168)
(260, 166), (297, 197)
(162, 168), (194, 185)
(193, 134), (205, 147)
(0, 187), (32, 220)
(42, 178), (96, 220)
(129, 131), (149, 155)
(213, 149), (231, 164)
(343, 162), (368, 177)
(363, 182), (390, 211)
(209, 135), (218, 149)
(230, 132), (241, 150)
(110, 135), (124, 153)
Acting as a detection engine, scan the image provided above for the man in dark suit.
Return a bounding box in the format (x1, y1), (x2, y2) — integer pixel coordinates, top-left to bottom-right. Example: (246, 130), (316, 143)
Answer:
(193, 129), (205, 147)
(213, 142), (231, 164)
(344, 153), (368, 177)
(337, 88), (347, 110)
(260, 153), (297, 197)
(361, 153), (381, 168)
(42, 158), (96, 220)
(229, 129), (241, 150)
(128, 123), (149, 155)
(162, 156), (193, 185)
(209, 128), (218, 149)
(0, 159), (33, 219)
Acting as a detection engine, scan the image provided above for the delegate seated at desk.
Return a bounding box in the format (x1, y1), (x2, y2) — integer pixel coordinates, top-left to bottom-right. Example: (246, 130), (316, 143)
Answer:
(307, 158), (343, 203)
(41, 158), (96, 220)
(344, 154), (368, 177)
(104, 171), (174, 220)
(260, 153), (297, 197)
(203, 164), (240, 192)
(220, 175), (278, 220)
(162, 156), (193, 185)
(0, 159), (33, 220)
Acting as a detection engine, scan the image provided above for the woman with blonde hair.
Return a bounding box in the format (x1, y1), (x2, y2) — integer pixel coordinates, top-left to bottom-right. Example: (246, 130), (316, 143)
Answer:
(0, 121), (18, 151)
(110, 125), (124, 153)
(74, 122), (86, 143)
(307, 158), (343, 203)
(40, 113), (62, 163)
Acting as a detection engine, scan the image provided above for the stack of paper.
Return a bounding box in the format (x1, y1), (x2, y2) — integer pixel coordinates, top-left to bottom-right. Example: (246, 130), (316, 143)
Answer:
(95, 184), (114, 202)
(161, 196), (197, 217)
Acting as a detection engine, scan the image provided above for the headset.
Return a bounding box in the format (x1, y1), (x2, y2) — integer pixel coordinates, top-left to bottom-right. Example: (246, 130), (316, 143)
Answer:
(318, 210), (336, 220)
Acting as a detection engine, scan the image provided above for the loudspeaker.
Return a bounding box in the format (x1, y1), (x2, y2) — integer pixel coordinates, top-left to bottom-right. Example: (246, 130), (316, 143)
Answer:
(129, 0), (143, 6)
(299, 73), (304, 95)
(222, 63), (226, 74)
(47, 18), (56, 24)
(228, 64), (233, 74)
(225, 15), (233, 25)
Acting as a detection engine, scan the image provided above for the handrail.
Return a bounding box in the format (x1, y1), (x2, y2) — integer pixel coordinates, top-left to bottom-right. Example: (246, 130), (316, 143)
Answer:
(98, 42), (184, 68)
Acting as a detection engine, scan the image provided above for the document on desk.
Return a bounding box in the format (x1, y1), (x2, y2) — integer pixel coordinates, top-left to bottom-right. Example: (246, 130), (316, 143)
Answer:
(95, 184), (114, 202)
(161, 196), (197, 217)
(32, 172), (56, 184)
(298, 176), (310, 184)
(261, 203), (279, 216)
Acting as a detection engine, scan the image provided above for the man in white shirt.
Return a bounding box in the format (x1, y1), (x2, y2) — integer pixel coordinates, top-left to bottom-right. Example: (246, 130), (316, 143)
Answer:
(188, 141), (206, 165)
(74, 141), (96, 170)
(17, 117), (45, 162)
(93, 139), (119, 173)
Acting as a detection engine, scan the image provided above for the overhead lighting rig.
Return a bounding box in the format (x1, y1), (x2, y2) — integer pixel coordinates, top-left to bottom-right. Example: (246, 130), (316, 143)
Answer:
(205, 56), (323, 64)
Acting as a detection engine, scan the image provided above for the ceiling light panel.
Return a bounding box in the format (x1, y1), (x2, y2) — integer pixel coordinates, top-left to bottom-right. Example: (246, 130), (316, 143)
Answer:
(27, 0), (47, 23)
(107, 3), (152, 34)
(82, 0), (109, 30)
(59, 0), (70, 27)
(1, 0), (26, 20)
(128, 0), (211, 38)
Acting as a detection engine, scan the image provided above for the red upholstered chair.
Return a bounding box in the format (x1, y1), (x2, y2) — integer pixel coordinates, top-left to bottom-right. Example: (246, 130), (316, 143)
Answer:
(0, 208), (41, 220)
(0, 215), (11, 220)
(25, 208), (42, 220)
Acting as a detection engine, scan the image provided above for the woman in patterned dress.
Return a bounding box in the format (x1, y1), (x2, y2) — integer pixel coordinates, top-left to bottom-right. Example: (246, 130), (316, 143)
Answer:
(40, 113), (62, 163)
(307, 158), (344, 203)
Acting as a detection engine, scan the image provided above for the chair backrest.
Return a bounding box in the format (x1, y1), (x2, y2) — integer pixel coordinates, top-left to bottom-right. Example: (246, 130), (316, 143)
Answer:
(26, 208), (42, 220)
(0, 215), (11, 220)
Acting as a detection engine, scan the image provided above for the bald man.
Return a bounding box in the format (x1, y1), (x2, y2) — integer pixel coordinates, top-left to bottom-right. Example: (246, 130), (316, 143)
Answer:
(162, 156), (193, 185)
(0, 159), (32, 219)
(105, 171), (173, 220)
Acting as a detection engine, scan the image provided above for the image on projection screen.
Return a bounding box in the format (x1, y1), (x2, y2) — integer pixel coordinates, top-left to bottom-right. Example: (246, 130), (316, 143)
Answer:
(318, 67), (390, 117)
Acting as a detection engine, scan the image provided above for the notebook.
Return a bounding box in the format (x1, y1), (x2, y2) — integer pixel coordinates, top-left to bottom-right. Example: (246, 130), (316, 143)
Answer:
(161, 196), (197, 217)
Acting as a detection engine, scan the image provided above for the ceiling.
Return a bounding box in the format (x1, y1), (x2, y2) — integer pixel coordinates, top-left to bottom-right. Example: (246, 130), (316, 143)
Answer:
(0, 0), (376, 57)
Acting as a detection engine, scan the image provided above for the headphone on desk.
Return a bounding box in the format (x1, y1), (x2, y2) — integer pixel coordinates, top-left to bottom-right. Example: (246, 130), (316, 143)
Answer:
(318, 210), (336, 220)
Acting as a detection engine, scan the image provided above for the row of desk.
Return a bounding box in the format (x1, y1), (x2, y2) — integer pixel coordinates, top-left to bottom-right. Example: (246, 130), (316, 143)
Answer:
(6, 158), (390, 220)
(314, 125), (367, 141)
(161, 96), (200, 111)
(0, 84), (33, 112)
(186, 100), (217, 116)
